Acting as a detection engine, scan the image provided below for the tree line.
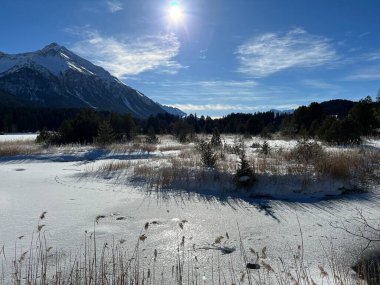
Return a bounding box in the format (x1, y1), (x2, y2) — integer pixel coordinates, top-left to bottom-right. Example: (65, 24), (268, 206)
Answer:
(1, 96), (379, 145)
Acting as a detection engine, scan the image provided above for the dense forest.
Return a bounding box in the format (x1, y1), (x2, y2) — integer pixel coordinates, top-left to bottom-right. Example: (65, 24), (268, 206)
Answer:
(1, 90), (380, 145)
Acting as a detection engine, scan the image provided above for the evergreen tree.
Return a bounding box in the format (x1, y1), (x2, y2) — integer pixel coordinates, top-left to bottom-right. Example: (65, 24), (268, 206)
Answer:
(145, 127), (159, 144)
(211, 127), (222, 147)
(95, 120), (115, 147)
(261, 140), (270, 155)
(234, 144), (255, 187)
(198, 140), (217, 168)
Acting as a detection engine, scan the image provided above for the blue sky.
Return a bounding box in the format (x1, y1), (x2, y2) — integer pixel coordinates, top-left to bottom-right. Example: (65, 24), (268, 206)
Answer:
(1, 0), (380, 117)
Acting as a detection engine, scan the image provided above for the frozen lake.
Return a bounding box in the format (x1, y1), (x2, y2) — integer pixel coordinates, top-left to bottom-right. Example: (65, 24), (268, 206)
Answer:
(0, 136), (379, 283)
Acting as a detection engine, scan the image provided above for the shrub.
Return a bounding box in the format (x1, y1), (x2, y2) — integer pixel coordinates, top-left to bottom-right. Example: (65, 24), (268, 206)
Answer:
(261, 140), (270, 155)
(234, 146), (255, 188)
(250, 142), (261, 148)
(290, 140), (324, 164)
(35, 128), (62, 145)
(210, 127), (222, 147)
(145, 128), (159, 144)
(198, 140), (217, 168)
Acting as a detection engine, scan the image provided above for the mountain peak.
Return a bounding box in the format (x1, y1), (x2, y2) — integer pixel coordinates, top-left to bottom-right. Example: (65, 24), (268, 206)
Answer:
(42, 42), (62, 51)
(0, 43), (170, 118)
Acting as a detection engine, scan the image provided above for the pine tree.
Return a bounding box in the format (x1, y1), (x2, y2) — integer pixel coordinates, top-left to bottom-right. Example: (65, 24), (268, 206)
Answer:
(198, 140), (217, 168)
(146, 127), (159, 144)
(261, 140), (270, 155)
(234, 144), (255, 187)
(95, 120), (115, 147)
(211, 127), (222, 147)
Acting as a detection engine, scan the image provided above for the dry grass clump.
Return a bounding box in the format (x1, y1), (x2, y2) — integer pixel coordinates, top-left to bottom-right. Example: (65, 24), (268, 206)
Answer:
(0, 140), (41, 156)
(315, 149), (380, 182)
(97, 160), (135, 173)
(132, 153), (233, 191)
(107, 142), (157, 154)
(315, 151), (361, 180)
(267, 140), (380, 184)
(284, 140), (324, 165)
(158, 144), (190, 152)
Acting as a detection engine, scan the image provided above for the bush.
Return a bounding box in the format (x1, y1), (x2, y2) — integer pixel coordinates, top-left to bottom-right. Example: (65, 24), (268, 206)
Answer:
(198, 140), (217, 168)
(145, 128), (159, 144)
(36, 128), (61, 145)
(234, 145), (255, 187)
(210, 128), (222, 147)
(261, 140), (270, 155)
(290, 140), (324, 164)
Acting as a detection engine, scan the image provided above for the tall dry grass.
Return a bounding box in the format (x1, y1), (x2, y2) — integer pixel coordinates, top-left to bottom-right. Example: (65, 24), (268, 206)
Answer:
(1, 215), (371, 285)
(0, 140), (41, 157)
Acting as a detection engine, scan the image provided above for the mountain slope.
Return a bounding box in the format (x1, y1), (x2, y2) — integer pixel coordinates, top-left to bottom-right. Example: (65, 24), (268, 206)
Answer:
(159, 104), (187, 117)
(0, 43), (167, 118)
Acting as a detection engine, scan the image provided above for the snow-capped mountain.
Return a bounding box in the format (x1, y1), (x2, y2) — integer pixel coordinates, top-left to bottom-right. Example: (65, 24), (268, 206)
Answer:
(159, 104), (187, 117)
(0, 43), (168, 118)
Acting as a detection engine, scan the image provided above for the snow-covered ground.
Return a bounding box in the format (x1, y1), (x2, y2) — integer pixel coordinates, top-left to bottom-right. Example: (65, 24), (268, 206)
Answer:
(0, 133), (38, 142)
(0, 135), (379, 283)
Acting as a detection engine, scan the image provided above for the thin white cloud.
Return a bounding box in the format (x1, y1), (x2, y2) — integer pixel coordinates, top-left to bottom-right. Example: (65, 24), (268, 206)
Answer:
(106, 0), (123, 13)
(170, 80), (257, 88)
(236, 28), (339, 77)
(365, 50), (380, 61)
(170, 104), (259, 111)
(199, 49), (208, 60)
(69, 29), (184, 77)
(358, 32), (371, 38)
(344, 65), (380, 81)
(302, 79), (339, 90)
(169, 103), (298, 112)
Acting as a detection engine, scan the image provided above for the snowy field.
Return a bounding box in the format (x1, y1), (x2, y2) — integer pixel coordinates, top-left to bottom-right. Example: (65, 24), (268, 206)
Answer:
(0, 134), (379, 283)
(0, 133), (38, 142)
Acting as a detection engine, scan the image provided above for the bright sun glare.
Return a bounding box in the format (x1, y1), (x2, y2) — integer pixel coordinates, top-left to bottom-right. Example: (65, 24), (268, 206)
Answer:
(168, 2), (184, 24)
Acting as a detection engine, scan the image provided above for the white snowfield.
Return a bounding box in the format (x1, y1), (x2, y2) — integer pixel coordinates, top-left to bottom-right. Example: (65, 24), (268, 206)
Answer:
(0, 133), (38, 142)
(0, 134), (379, 283)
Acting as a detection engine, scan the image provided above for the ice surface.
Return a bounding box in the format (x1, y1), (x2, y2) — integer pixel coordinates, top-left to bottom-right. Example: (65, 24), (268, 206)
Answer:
(0, 136), (379, 282)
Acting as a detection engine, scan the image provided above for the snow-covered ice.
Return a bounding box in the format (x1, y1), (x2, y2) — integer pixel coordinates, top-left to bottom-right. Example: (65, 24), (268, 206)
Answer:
(0, 136), (379, 283)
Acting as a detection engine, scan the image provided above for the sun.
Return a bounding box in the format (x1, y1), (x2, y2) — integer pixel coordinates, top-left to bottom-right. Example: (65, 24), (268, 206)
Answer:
(168, 1), (184, 24)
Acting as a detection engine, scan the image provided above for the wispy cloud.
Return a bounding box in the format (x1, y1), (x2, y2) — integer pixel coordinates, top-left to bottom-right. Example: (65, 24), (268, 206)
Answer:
(142, 80), (260, 98)
(358, 32), (371, 38)
(135, 79), (304, 116)
(302, 79), (340, 90)
(199, 49), (208, 60)
(365, 50), (380, 61)
(106, 0), (123, 13)
(343, 65), (380, 81)
(169, 104), (252, 111)
(68, 29), (185, 77)
(236, 28), (339, 77)
(172, 80), (257, 88)
(169, 103), (298, 112)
